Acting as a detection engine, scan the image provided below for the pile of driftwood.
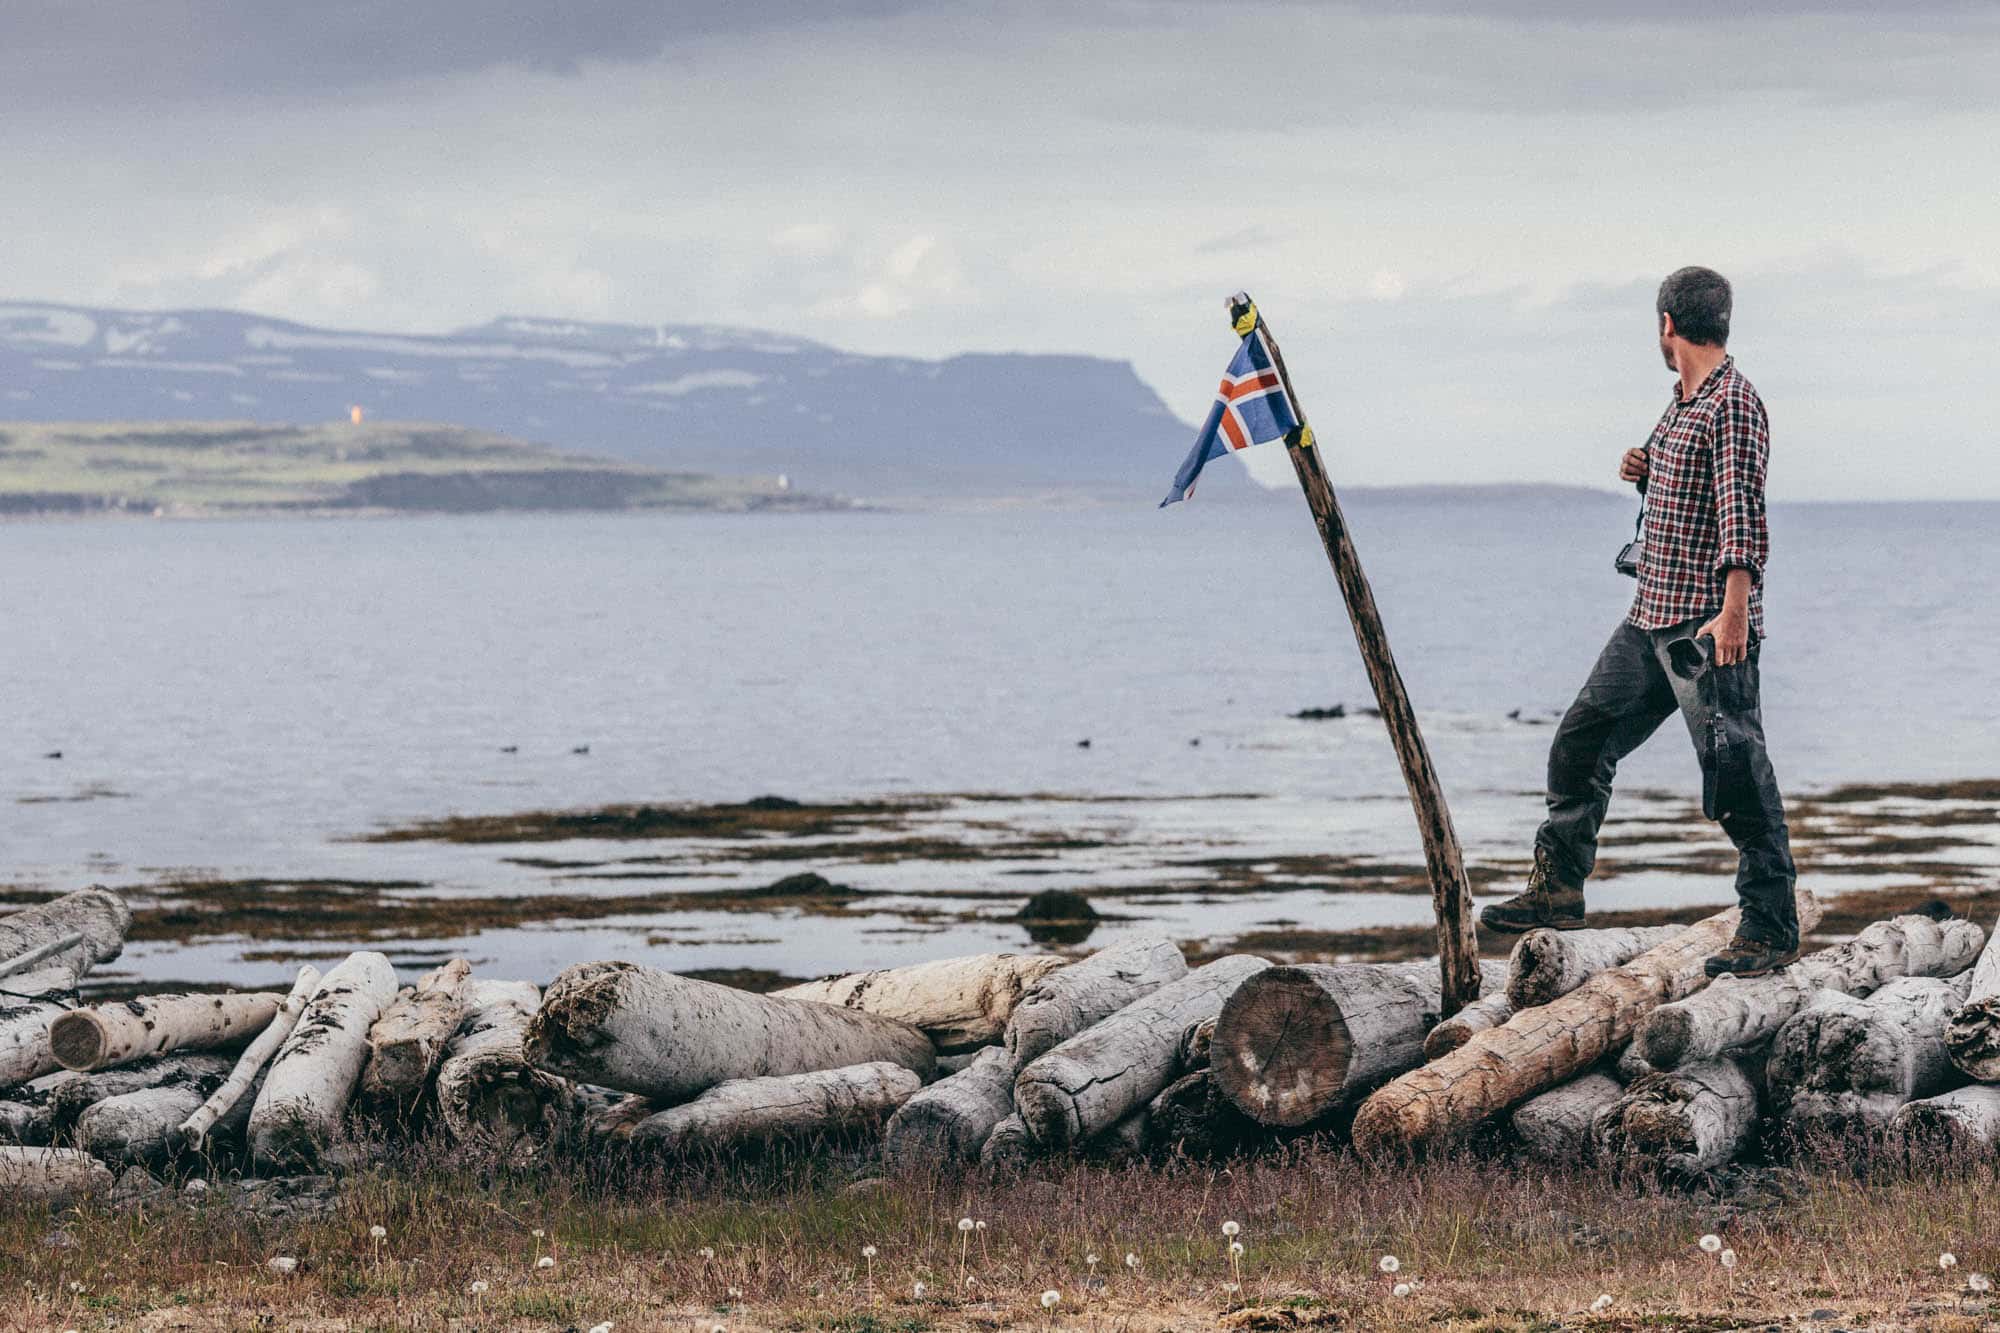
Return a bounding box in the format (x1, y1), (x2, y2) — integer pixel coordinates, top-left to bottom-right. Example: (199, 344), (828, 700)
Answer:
(11, 881), (2000, 1202)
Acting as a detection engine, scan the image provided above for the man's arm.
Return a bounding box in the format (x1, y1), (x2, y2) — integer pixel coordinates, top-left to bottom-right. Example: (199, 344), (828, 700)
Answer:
(1697, 389), (1770, 666)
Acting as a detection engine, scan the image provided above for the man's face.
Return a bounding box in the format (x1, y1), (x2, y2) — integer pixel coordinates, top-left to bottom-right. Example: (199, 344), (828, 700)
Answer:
(1658, 314), (1677, 370)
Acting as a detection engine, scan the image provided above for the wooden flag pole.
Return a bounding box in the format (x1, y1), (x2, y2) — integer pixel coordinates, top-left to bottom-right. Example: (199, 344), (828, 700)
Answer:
(1231, 293), (1482, 1016)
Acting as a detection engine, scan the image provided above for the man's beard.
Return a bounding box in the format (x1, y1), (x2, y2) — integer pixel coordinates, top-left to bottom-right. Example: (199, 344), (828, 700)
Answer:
(1659, 336), (1676, 371)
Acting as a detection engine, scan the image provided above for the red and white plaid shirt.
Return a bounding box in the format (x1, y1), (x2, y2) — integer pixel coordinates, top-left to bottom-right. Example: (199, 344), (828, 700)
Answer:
(1630, 356), (1770, 636)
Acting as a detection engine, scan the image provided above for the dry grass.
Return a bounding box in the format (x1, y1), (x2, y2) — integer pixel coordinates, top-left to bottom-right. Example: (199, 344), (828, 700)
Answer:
(7, 1138), (2000, 1331)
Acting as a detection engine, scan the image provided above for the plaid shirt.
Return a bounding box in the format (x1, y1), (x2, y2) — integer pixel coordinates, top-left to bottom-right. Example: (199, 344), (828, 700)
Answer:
(1629, 356), (1769, 636)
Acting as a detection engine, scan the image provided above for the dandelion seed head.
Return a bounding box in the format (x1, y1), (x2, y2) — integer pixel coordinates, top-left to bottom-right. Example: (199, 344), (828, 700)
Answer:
(712, 1325), (727, 1333)
(913, 1281), (927, 1298)
(959, 1217), (975, 1233)
(536, 1255), (556, 1270)
(1969, 1273), (1992, 1293)
(1041, 1289), (1061, 1308)
(1086, 1254), (1100, 1266)
(1222, 1220), (1240, 1237)
(588, 1324), (614, 1333)
(1698, 1234), (1722, 1253)
(727, 1286), (743, 1298)
(976, 1220), (987, 1231)
(266, 1256), (297, 1275)
(1941, 1252), (1959, 1270)
(68, 1281), (82, 1292)
(1224, 1281), (1241, 1293)
(469, 1280), (489, 1295)
(369, 1225), (386, 1240)
(1125, 1253), (1139, 1269)
(698, 1246), (716, 1260)
(1230, 1241), (1244, 1256)
(964, 1274), (978, 1288)
(531, 1228), (546, 1239)
(1378, 1255), (1400, 1274)
(1592, 1294), (1614, 1312)
(1392, 1282), (1412, 1298)
(1720, 1249), (1738, 1269)
(862, 1245), (878, 1259)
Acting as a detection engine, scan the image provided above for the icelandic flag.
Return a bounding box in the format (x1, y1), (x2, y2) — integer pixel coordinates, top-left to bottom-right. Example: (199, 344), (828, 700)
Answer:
(1160, 325), (1301, 506)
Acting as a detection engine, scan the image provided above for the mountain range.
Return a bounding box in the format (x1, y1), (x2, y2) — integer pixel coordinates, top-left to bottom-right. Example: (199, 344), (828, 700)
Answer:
(0, 303), (1190, 499)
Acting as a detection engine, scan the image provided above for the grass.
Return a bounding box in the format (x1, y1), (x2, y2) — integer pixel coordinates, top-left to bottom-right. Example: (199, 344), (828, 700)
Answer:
(6, 1138), (2000, 1330)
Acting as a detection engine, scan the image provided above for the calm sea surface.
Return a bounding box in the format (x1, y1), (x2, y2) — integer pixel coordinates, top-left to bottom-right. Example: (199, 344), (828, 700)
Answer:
(5, 495), (1997, 985)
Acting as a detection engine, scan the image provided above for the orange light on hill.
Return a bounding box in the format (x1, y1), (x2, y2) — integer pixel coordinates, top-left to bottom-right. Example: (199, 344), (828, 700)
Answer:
(349, 405), (364, 425)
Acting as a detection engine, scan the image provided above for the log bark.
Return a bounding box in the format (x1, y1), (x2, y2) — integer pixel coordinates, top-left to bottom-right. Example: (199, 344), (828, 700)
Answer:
(435, 979), (565, 1146)
(1015, 954), (1270, 1149)
(48, 991), (283, 1073)
(1213, 958), (1507, 1128)
(1351, 891), (1821, 1153)
(1768, 972), (1970, 1135)
(1146, 1070), (1261, 1161)
(248, 951), (398, 1167)
(1088, 1107), (1151, 1163)
(47, 1053), (234, 1136)
(0, 1146), (114, 1203)
(0, 1099), (46, 1145)
(1944, 913), (2000, 1081)
(1510, 1072), (1625, 1163)
(1889, 1085), (2000, 1156)
(0, 887), (131, 986)
(1506, 925), (1687, 1009)
(778, 952), (1064, 1053)
(360, 958), (472, 1110)
(1423, 992), (1513, 1061)
(526, 962), (936, 1101)
(1003, 935), (1188, 1068)
(1594, 1053), (1765, 1174)
(883, 1046), (1016, 1170)
(1639, 915), (1983, 1071)
(1178, 1016), (1216, 1072)
(627, 1061), (921, 1153)
(175, 965), (319, 1152)
(0, 1000), (71, 1090)
(77, 1074), (234, 1165)
(978, 1112), (1035, 1174)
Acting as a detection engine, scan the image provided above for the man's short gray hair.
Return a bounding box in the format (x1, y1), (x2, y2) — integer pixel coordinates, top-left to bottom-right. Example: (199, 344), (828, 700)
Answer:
(1657, 267), (1732, 346)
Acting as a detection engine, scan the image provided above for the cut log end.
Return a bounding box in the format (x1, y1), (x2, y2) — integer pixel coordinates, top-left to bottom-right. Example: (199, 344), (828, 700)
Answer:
(45, 1015), (107, 1072)
(1636, 1006), (1696, 1072)
(1945, 998), (2000, 1082)
(1210, 966), (1352, 1128)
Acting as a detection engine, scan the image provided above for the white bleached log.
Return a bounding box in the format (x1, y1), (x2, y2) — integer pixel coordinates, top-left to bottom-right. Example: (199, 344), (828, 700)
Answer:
(77, 1073), (235, 1165)
(1945, 914), (2000, 1081)
(1212, 958), (1508, 1128)
(883, 1046), (1016, 1170)
(1594, 1053), (1764, 1174)
(1506, 924), (1687, 1009)
(0, 931), (84, 981)
(1511, 1072), (1625, 1163)
(0, 1146), (114, 1203)
(176, 965), (319, 1152)
(1016, 955), (1270, 1149)
(1889, 1085), (2000, 1156)
(1003, 935), (1188, 1068)
(0, 887), (131, 986)
(435, 979), (565, 1146)
(1768, 972), (1972, 1135)
(978, 1112), (1035, 1173)
(526, 962), (936, 1101)
(361, 958), (472, 1110)
(1424, 991), (1514, 1060)
(0, 1099), (46, 1144)
(1639, 915), (1983, 1071)
(0, 1000), (71, 1090)
(248, 952), (397, 1166)
(47, 1053), (233, 1136)
(779, 952), (1065, 1053)
(627, 1061), (921, 1153)
(48, 990), (283, 1073)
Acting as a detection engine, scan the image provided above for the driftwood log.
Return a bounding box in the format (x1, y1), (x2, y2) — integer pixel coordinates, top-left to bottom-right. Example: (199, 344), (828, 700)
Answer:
(1178, 1016), (1215, 1071)
(527, 962), (936, 1100)
(47, 1053), (234, 1136)
(883, 1046), (1016, 1170)
(778, 952), (1063, 1052)
(627, 1061), (921, 1153)
(1638, 915), (1982, 1071)
(76, 1065), (240, 1164)
(1089, 1108), (1151, 1163)
(1003, 935), (1187, 1068)
(0, 1146), (114, 1203)
(1944, 914), (2000, 1081)
(1505, 925), (1685, 1009)
(435, 979), (565, 1146)
(176, 966), (319, 1151)
(248, 951), (398, 1166)
(1424, 991), (1513, 1060)
(1352, 891), (1820, 1153)
(1510, 1072), (1625, 1163)
(49, 991), (283, 1073)
(0, 887), (131, 985)
(591, 1093), (660, 1141)
(1146, 1069), (1261, 1160)
(1768, 973), (1971, 1135)
(361, 958), (472, 1111)
(1889, 1085), (2000, 1155)
(1014, 954), (1270, 1149)
(978, 1112), (1035, 1174)
(1594, 1052), (1765, 1174)
(1212, 958), (1507, 1127)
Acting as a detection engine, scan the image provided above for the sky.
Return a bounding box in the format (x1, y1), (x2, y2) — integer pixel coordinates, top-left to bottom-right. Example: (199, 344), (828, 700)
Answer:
(3, 1), (1998, 499)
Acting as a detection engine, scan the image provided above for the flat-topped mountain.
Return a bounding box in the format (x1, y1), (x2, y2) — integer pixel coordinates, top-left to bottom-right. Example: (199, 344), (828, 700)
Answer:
(0, 304), (1186, 498)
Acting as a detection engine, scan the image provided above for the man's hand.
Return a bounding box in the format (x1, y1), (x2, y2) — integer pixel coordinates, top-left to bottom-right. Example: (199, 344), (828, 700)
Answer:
(1619, 448), (1649, 485)
(1698, 569), (1755, 666)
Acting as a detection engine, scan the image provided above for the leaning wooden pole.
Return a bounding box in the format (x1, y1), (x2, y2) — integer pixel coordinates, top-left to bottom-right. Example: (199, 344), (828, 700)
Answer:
(1238, 293), (1479, 1013)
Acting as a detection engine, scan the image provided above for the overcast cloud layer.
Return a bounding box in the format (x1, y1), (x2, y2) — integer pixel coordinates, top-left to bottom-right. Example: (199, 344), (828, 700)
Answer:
(3, 1), (1997, 499)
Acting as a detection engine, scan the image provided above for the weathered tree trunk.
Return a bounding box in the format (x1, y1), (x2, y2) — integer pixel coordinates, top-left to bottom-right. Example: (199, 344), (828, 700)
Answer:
(1015, 955), (1270, 1149)
(778, 952), (1064, 1053)
(76, 1068), (237, 1165)
(1506, 925), (1687, 1009)
(0, 1098), (47, 1145)
(883, 1046), (1016, 1170)
(1889, 1085), (2000, 1156)
(360, 958), (472, 1110)
(1003, 935), (1187, 1068)
(47, 1053), (234, 1136)
(1179, 1016), (1216, 1072)
(1146, 1070), (1262, 1160)
(933, 1050), (987, 1077)
(978, 1112), (1034, 1173)
(1088, 1107), (1151, 1163)
(1352, 891), (1820, 1153)
(627, 1061), (921, 1153)
(435, 979), (565, 1146)
(0, 887), (131, 986)
(1213, 958), (1507, 1128)
(48, 990), (283, 1073)
(1510, 1072), (1625, 1163)
(1423, 992), (1514, 1061)
(1769, 973), (1970, 1135)
(248, 951), (398, 1167)
(1639, 915), (1983, 1071)
(0, 1000), (71, 1090)
(1594, 1052), (1765, 1174)
(175, 965), (319, 1152)
(527, 962), (936, 1101)
(1944, 914), (2000, 1081)
(0, 1146), (114, 1203)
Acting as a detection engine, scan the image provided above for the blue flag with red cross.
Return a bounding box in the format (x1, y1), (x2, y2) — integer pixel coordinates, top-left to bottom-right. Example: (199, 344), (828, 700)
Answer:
(1160, 321), (1302, 506)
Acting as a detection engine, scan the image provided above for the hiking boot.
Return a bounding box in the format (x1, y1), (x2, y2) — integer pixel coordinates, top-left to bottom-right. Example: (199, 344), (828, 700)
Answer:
(1704, 934), (1800, 979)
(1478, 846), (1585, 934)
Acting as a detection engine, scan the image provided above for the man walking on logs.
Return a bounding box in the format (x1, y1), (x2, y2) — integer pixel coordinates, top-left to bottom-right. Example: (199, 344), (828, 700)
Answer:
(1479, 267), (1800, 978)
